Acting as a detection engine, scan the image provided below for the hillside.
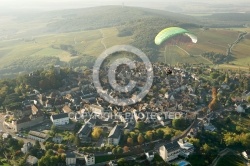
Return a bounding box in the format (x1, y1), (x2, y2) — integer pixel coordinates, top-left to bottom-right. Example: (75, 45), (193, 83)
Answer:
(0, 6), (250, 78)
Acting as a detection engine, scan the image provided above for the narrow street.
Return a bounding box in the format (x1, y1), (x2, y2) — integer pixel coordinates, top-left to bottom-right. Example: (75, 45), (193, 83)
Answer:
(0, 113), (46, 149)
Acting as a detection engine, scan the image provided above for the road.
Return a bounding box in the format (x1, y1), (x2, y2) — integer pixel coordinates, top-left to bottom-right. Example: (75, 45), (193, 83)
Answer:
(92, 118), (198, 166)
(0, 113), (45, 149)
(0, 114), (5, 131)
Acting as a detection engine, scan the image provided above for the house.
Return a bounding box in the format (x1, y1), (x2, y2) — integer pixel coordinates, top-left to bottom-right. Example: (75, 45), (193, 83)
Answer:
(159, 142), (181, 162)
(21, 142), (33, 154)
(108, 125), (123, 145)
(204, 123), (216, 132)
(63, 105), (73, 114)
(10, 106), (44, 132)
(50, 113), (69, 126)
(77, 124), (92, 143)
(66, 152), (76, 166)
(170, 95), (175, 101)
(45, 99), (53, 108)
(177, 103), (183, 110)
(28, 131), (48, 142)
(178, 139), (194, 154)
(2, 133), (10, 140)
(85, 153), (95, 166)
(242, 150), (250, 161)
(160, 119), (171, 126)
(236, 105), (245, 113)
(85, 118), (97, 128)
(124, 122), (134, 132)
(165, 92), (170, 99)
(89, 104), (104, 116)
(145, 152), (155, 161)
(187, 128), (197, 138)
(31, 105), (39, 115)
(26, 155), (38, 166)
(53, 136), (63, 144)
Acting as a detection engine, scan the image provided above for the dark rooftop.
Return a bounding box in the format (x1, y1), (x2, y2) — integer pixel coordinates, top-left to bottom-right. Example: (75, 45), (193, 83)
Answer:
(78, 124), (92, 136)
(108, 125), (123, 138)
(51, 113), (69, 120)
(66, 152), (76, 158)
(164, 141), (180, 152)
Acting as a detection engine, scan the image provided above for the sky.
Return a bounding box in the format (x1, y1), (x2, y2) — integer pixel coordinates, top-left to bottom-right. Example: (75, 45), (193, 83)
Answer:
(1, 0), (250, 12)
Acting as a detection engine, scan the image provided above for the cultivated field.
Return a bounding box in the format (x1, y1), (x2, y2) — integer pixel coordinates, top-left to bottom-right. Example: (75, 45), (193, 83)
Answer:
(0, 27), (134, 68)
(0, 26), (249, 69)
(160, 28), (250, 67)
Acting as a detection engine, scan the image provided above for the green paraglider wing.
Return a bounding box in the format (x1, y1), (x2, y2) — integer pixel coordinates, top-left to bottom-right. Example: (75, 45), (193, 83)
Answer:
(155, 27), (197, 45)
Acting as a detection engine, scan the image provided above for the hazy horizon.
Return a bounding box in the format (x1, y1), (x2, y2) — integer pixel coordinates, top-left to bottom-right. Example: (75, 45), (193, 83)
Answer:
(1, 0), (250, 13)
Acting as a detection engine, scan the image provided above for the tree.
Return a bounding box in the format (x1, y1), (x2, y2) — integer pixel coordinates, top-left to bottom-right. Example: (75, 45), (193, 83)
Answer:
(188, 138), (200, 147)
(51, 125), (57, 134)
(91, 127), (103, 140)
(34, 140), (41, 149)
(50, 156), (58, 166)
(137, 134), (144, 145)
(58, 148), (65, 154)
(45, 142), (54, 150)
(129, 132), (137, 142)
(127, 137), (133, 146)
(46, 149), (54, 156)
(117, 147), (123, 154)
(74, 136), (80, 147)
(208, 87), (219, 111)
(123, 146), (129, 153)
(172, 118), (186, 130)
(117, 158), (126, 165)
(18, 156), (27, 166)
(112, 148), (117, 155)
(163, 133), (171, 141)
(38, 156), (47, 166)
(135, 121), (145, 130)
(145, 131), (153, 142)
(240, 133), (250, 148)
(210, 72), (219, 79)
(247, 96), (250, 103)
(201, 143), (211, 155)
(208, 99), (218, 111)
(18, 140), (24, 148)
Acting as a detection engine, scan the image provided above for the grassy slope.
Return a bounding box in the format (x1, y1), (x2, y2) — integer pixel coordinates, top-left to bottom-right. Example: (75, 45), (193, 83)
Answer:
(159, 28), (250, 66)
(1, 27), (249, 68)
(232, 33), (250, 66)
(187, 28), (239, 55)
(0, 27), (134, 67)
(1, 7), (250, 69)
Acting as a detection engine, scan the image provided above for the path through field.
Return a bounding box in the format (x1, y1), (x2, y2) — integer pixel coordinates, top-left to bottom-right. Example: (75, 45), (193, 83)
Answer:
(175, 45), (190, 56)
(99, 29), (107, 50)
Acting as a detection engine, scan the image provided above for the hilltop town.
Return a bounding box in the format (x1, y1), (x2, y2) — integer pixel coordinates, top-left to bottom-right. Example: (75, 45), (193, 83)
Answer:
(0, 62), (249, 166)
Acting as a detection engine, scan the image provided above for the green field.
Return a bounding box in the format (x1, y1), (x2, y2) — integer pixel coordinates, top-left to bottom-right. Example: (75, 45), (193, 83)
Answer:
(160, 28), (250, 67)
(1, 22), (250, 71)
(0, 27), (134, 68)
(161, 46), (213, 64)
(231, 34), (250, 66)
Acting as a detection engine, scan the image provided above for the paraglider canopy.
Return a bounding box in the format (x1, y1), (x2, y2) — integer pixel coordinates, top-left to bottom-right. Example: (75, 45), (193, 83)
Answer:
(155, 27), (197, 45)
